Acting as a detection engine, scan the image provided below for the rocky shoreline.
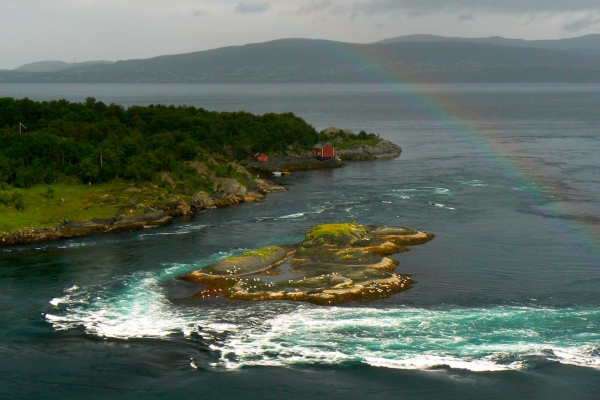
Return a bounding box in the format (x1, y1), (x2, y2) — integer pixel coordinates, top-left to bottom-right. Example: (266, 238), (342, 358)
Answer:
(0, 179), (286, 247)
(243, 155), (343, 173)
(0, 129), (402, 248)
(243, 138), (401, 173)
(337, 139), (402, 161)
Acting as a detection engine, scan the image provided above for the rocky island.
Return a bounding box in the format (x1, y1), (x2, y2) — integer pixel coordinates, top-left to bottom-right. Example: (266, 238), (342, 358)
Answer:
(182, 222), (434, 305)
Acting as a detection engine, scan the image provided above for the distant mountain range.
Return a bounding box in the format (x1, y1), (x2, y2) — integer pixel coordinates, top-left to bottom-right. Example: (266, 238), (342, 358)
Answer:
(15, 60), (113, 73)
(375, 34), (600, 55)
(2, 35), (600, 83)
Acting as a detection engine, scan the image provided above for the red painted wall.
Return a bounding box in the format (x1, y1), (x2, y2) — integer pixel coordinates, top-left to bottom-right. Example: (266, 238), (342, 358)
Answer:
(321, 143), (335, 158)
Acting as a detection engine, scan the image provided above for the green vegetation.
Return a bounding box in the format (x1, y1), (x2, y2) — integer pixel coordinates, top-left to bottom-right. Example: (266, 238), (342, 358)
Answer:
(325, 129), (380, 150)
(0, 97), (322, 190)
(244, 246), (282, 258)
(331, 138), (379, 150)
(0, 97), (332, 234)
(202, 246), (288, 276)
(305, 223), (364, 240)
(0, 98), (389, 239)
(0, 181), (177, 234)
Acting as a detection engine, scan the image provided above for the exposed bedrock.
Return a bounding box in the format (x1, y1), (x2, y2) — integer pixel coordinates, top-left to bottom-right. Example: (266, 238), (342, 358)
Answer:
(181, 222), (434, 305)
(336, 140), (402, 161)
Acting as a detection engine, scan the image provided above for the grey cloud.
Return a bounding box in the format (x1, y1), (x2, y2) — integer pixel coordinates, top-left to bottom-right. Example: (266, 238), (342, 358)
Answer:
(235, 2), (271, 13)
(192, 10), (207, 17)
(351, 1), (600, 16)
(458, 13), (474, 21)
(296, 1), (334, 15)
(564, 14), (600, 32)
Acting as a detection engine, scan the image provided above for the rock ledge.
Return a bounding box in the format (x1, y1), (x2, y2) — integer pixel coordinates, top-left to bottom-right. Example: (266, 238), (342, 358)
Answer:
(181, 222), (434, 305)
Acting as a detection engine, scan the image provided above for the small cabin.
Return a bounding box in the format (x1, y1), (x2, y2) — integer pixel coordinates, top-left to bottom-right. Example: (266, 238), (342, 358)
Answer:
(252, 153), (269, 162)
(312, 142), (335, 160)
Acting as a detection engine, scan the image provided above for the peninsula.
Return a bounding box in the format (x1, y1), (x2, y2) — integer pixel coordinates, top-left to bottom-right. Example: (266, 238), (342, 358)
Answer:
(0, 98), (401, 246)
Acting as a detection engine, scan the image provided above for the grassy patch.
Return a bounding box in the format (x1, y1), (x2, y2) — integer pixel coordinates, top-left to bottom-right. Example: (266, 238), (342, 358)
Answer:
(305, 223), (364, 240)
(0, 181), (177, 234)
(332, 139), (380, 150)
(244, 246), (281, 258)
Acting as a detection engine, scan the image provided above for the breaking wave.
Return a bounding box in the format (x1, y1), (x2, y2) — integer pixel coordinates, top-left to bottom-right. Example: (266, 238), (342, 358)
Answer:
(45, 261), (600, 373)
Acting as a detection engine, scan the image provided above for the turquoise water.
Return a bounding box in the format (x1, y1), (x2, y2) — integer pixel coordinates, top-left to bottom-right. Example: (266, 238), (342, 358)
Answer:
(1, 83), (600, 398)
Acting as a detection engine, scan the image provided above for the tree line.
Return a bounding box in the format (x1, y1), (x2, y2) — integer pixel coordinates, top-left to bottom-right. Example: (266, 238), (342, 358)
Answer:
(0, 97), (322, 188)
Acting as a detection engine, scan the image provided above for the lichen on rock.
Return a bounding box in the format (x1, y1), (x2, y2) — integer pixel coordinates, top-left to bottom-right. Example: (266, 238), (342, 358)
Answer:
(181, 222), (434, 305)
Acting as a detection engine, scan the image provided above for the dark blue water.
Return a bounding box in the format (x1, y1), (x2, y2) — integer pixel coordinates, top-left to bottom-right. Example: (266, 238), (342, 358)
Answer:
(1, 83), (600, 399)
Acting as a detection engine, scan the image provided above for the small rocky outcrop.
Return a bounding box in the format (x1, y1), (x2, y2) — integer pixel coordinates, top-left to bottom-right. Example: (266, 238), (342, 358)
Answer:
(336, 140), (402, 161)
(181, 222), (434, 305)
(321, 127), (402, 161)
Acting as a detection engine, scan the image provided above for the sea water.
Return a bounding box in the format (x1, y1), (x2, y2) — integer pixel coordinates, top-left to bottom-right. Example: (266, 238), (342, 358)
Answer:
(1, 83), (600, 399)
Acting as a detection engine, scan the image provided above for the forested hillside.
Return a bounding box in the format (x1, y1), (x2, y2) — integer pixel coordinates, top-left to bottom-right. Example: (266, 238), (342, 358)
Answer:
(0, 97), (320, 188)
(2, 39), (600, 83)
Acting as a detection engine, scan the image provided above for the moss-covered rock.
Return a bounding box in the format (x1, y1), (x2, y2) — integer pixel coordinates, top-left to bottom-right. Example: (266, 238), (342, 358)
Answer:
(181, 222), (434, 305)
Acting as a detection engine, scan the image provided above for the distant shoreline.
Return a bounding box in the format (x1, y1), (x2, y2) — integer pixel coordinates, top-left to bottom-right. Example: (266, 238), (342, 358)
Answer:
(3, 38), (600, 84)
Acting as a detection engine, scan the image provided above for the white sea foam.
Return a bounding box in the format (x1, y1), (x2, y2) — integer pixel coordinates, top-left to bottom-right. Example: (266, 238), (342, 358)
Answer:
(138, 224), (206, 238)
(428, 202), (455, 210)
(49, 296), (69, 307)
(392, 187), (450, 195)
(206, 306), (600, 371)
(45, 262), (600, 372)
(65, 285), (80, 292)
(57, 242), (95, 249)
(46, 272), (200, 338)
(274, 207), (327, 220)
(278, 212), (305, 219)
(458, 180), (488, 187)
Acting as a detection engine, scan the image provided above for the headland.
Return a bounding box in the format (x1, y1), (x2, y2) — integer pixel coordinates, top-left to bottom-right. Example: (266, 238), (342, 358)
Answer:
(0, 98), (401, 247)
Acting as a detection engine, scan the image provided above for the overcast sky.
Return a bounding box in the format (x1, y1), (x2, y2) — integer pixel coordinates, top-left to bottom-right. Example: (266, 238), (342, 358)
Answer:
(3, 0), (600, 69)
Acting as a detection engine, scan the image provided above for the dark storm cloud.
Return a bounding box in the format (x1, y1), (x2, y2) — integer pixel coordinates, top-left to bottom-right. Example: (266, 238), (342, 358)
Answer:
(235, 2), (271, 13)
(564, 15), (600, 32)
(351, 1), (600, 15)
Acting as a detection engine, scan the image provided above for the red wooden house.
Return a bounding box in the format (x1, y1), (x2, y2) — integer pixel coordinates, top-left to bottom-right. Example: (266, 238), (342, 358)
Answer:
(252, 153), (269, 162)
(312, 142), (335, 160)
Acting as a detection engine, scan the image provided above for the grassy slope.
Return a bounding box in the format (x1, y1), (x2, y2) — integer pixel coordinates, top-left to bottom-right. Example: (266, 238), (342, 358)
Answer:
(0, 182), (180, 234)
(0, 135), (386, 236)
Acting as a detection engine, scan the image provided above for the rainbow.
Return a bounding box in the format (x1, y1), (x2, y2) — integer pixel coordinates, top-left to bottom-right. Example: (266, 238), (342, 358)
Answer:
(312, 39), (600, 262)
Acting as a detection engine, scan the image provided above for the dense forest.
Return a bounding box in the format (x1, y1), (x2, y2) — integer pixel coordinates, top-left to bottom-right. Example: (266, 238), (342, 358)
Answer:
(0, 97), (322, 189)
